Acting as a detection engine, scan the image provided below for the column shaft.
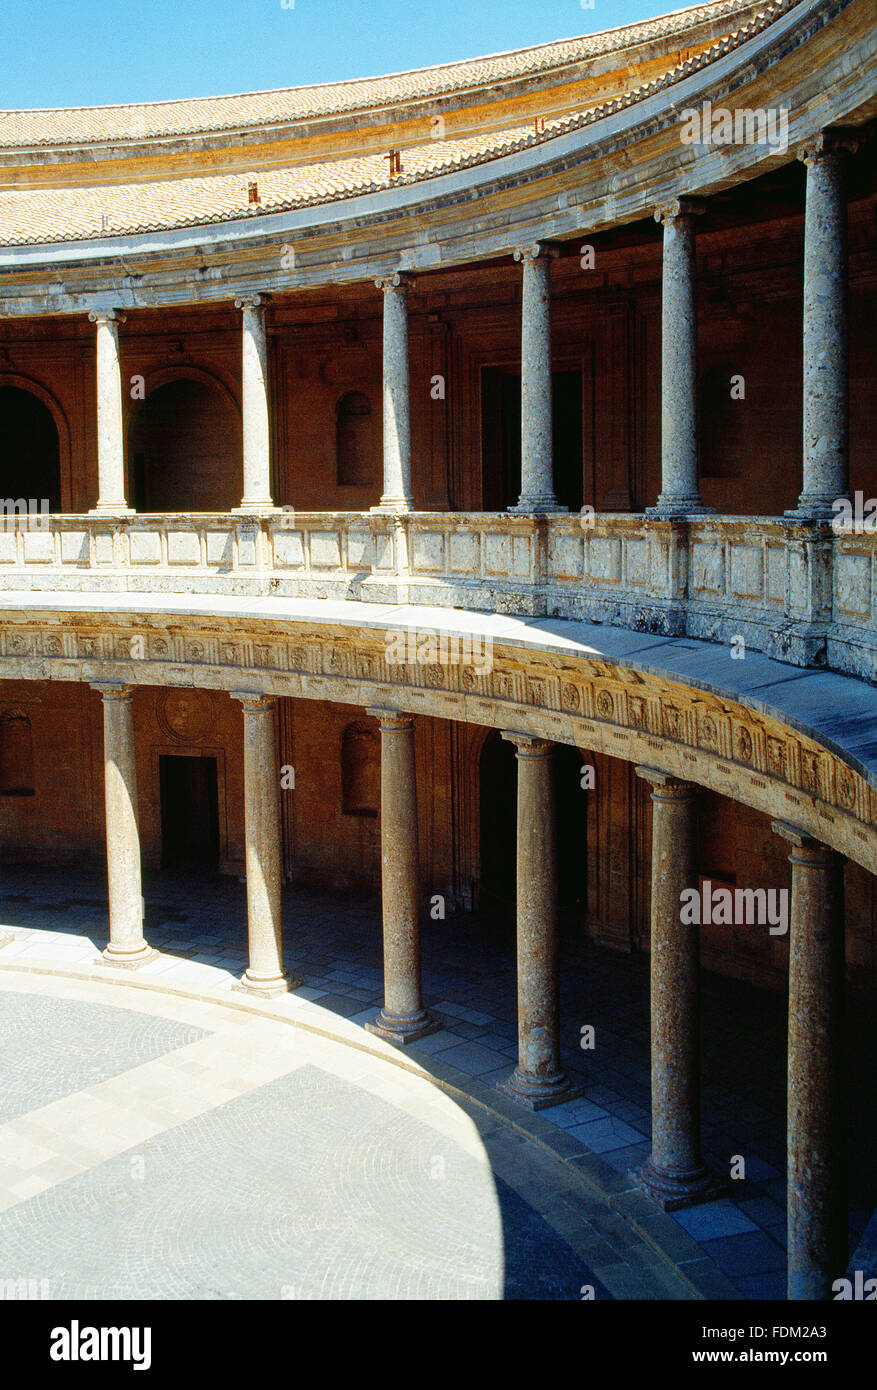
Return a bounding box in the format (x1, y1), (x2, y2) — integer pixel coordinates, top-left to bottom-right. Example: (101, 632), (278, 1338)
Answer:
(499, 734), (580, 1108)
(94, 684), (154, 966)
(235, 295), (274, 510)
(374, 275), (413, 511)
(634, 767), (716, 1206)
(366, 709), (436, 1043)
(796, 135), (853, 516)
(89, 310), (131, 514)
(235, 694), (292, 995)
(773, 821), (846, 1300)
(650, 201), (709, 517)
(512, 245), (559, 512)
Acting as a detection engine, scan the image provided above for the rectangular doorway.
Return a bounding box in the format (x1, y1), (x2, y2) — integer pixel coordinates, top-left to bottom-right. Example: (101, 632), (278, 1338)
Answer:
(159, 754), (220, 868)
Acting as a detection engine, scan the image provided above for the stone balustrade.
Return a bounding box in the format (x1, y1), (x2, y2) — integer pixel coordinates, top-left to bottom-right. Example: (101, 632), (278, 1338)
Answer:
(0, 510), (873, 681)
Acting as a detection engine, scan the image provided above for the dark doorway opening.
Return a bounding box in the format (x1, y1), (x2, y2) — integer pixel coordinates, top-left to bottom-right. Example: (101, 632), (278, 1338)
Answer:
(160, 754), (219, 868)
(480, 367), (583, 511)
(129, 378), (241, 512)
(554, 744), (588, 915)
(479, 731), (517, 914)
(0, 386), (62, 513)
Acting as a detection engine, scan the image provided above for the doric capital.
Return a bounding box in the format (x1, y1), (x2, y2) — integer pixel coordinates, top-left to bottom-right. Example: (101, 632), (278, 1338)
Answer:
(374, 272), (413, 293)
(797, 128), (860, 165)
(501, 730), (554, 757)
(366, 705), (414, 731)
(771, 820), (836, 866)
(232, 691), (276, 714)
(635, 765), (697, 799)
(234, 293), (269, 312)
(88, 308), (126, 326)
(512, 241), (560, 264)
(654, 197), (706, 226)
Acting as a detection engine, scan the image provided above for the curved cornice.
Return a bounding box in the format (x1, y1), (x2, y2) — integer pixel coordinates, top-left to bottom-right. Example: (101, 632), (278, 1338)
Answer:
(0, 595), (874, 873)
(0, 0), (873, 314)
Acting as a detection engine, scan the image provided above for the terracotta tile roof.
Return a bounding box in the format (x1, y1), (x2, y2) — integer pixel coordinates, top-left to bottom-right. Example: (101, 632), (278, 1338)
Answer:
(0, 0), (796, 247)
(0, 0), (767, 149)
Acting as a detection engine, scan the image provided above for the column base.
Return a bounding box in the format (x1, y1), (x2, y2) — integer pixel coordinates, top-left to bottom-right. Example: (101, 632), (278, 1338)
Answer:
(98, 942), (159, 969)
(629, 1157), (724, 1211)
(232, 503), (279, 517)
(364, 1008), (439, 1045)
(497, 1067), (584, 1111)
(645, 502), (715, 520)
(784, 502), (842, 523)
(508, 500), (567, 516)
(88, 506), (136, 518)
(233, 970), (298, 998)
(370, 500), (414, 514)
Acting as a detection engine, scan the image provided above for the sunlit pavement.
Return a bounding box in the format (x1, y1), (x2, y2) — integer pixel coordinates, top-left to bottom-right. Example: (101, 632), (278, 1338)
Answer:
(0, 863), (874, 1300)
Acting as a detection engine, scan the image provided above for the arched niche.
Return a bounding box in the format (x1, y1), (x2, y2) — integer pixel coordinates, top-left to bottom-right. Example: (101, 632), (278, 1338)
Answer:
(341, 721), (379, 816)
(335, 390), (375, 488)
(128, 369), (242, 512)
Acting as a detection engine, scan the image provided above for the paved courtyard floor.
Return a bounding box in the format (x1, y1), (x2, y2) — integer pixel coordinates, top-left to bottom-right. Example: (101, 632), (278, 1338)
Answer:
(0, 863), (874, 1301)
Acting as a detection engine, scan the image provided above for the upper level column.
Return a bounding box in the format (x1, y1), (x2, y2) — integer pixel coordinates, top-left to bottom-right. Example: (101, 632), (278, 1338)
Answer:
(792, 130), (859, 519)
(88, 309), (133, 516)
(649, 199), (711, 518)
(234, 293), (275, 512)
(373, 273), (414, 512)
(511, 242), (562, 513)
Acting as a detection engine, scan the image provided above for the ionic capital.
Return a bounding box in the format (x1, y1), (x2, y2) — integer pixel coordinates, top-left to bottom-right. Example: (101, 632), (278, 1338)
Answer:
(88, 308), (127, 325)
(234, 293), (269, 312)
(374, 272), (413, 293)
(512, 241), (560, 264)
(90, 681), (134, 703)
(797, 128), (860, 166)
(654, 197), (706, 226)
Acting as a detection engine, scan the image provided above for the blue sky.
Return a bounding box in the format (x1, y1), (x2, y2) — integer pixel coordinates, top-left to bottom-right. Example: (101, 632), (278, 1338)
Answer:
(1, 0), (674, 109)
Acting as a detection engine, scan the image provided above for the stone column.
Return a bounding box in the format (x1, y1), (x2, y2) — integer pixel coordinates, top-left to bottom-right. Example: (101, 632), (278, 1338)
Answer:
(92, 683), (154, 966)
(88, 309), (133, 515)
(234, 294), (274, 512)
(233, 693), (295, 996)
(793, 132), (858, 518)
(511, 244), (562, 513)
(365, 709), (436, 1043)
(499, 733), (581, 1108)
(649, 200), (711, 517)
(634, 768), (716, 1207)
(373, 273), (414, 512)
(772, 820), (846, 1300)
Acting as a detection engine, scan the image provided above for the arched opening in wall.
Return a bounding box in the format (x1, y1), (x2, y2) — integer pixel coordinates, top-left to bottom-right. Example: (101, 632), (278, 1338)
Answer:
(0, 386), (62, 514)
(336, 390), (375, 487)
(129, 377), (242, 512)
(0, 711), (35, 796)
(341, 722), (379, 816)
(699, 363), (745, 481)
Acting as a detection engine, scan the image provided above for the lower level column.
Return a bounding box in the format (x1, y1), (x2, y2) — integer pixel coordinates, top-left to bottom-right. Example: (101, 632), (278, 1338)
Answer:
(233, 693), (297, 997)
(366, 709), (437, 1044)
(499, 733), (581, 1109)
(634, 767), (717, 1207)
(772, 821), (846, 1301)
(92, 682), (155, 967)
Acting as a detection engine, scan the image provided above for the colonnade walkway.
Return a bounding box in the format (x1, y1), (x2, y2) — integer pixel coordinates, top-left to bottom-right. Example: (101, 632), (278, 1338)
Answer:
(1, 862), (874, 1301)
